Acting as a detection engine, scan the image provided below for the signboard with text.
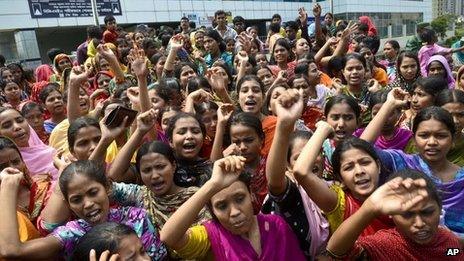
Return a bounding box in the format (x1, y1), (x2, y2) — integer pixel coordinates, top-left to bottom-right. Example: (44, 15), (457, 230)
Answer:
(28, 0), (122, 18)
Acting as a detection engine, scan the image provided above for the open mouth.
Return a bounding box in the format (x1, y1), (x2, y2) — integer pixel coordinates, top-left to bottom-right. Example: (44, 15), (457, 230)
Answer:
(414, 230), (431, 241)
(354, 179), (371, 189)
(244, 99), (257, 111)
(335, 130), (347, 139)
(151, 180), (165, 192)
(86, 209), (102, 223)
(182, 142), (197, 152)
(424, 149), (440, 156)
(231, 219), (246, 228)
(15, 131), (27, 141)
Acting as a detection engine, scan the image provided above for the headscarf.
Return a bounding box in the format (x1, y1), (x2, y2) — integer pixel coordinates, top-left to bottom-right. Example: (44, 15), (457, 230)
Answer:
(359, 16), (377, 37)
(30, 81), (50, 103)
(455, 65), (464, 90)
(53, 54), (72, 75)
(19, 125), (58, 180)
(90, 70), (114, 94)
(34, 65), (53, 82)
(426, 55), (455, 88)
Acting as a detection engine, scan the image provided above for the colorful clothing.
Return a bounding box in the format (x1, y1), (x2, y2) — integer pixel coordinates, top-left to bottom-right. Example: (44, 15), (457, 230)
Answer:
(418, 43), (450, 77)
(348, 227), (463, 260)
(354, 127), (413, 150)
(373, 67), (388, 86)
(50, 207), (167, 259)
(307, 84), (332, 109)
(43, 120), (58, 134)
(205, 52), (233, 69)
(262, 178), (329, 258)
(21, 126), (58, 180)
(301, 106), (324, 131)
(447, 138), (464, 167)
(111, 183), (210, 231)
(325, 185), (394, 235)
(261, 116), (277, 156)
(249, 156), (268, 214)
(269, 61), (297, 81)
(377, 149), (464, 236)
(379, 58), (397, 83)
(176, 214), (306, 260)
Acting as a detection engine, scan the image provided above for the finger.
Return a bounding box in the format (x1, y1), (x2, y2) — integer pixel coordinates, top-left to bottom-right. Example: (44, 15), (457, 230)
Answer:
(89, 249), (97, 261)
(99, 250), (110, 261)
(109, 254), (120, 261)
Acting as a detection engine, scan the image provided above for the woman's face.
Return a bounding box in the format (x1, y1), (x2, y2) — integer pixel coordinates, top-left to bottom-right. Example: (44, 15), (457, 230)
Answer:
(66, 174), (109, 225)
(9, 66), (22, 83)
(99, 58), (110, 72)
(459, 73), (464, 89)
(58, 58), (72, 72)
(306, 62), (320, 86)
(255, 54), (268, 68)
(140, 152), (176, 196)
(116, 233), (151, 261)
(238, 80), (264, 115)
(194, 32), (205, 47)
(210, 181), (254, 235)
(343, 59), (365, 87)
(326, 103), (358, 143)
(414, 118), (453, 163)
(97, 74), (112, 91)
(359, 47), (374, 63)
(250, 29), (258, 39)
(117, 42), (129, 59)
(371, 103), (401, 134)
(24, 107), (44, 132)
(294, 39), (310, 58)
(399, 57), (418, 81)
(170, 116), (204, 160)
(268, 86), (286, 115)
(180, 66), (197, 88)
(1, 70), (14, 83)
(0, 110), (30, 147)
(339, 148), (379, 201)
(250, 42), (259, 56)
(135, 33), (145, 47)
(79, 87), (90, 116)
(273, 44), (289, 64)
(392, 199), (440, 245)
(289, 137), (323, 177)
(292, 77), (310, 105)
(383, 43), (397, 60)
(45, 90), (65, 116)
(4, 82), (21, 102)
(201, 108), (218, 138)
(230, 123), (262, 165)
(428, 61), (446, 78)
(72, 126), (102, 160)
(0, 147), (27, 174)
(411, 87), (433, 112)
(256, 68), (275, 91)
(441, 102), (464, 134)
(148, 89), (167, 112)
(204, 36), (219, 54)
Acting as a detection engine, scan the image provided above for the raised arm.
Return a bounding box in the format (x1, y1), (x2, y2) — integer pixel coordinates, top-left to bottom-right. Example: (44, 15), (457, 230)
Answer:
(184, 89), (213, 114)
(160, 156), (246, 250)
(67, 67), (91, 123)
(327, 177), (428, 257)
(292, 121), (338, 213)
(96, 44), (125, 82)
(207, 68), (234, 104)
(88, 115), (128, 163)
(130, 48), (151, 113)
(210, 103), (235, 162)
(267, 89), (303, 195)
(312, 4), (325, 47)
(163, 34), (183, 74)
(107, 109), (156, 182)
(314, 37), (338, 66)
(0, 168), (62, 259)
(360, 88), (409, 143)
(235, 51), (249, 83)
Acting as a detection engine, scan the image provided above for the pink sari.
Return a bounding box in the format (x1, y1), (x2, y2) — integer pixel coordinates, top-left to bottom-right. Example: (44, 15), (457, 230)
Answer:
(19, 126), (58, 180)
(204, 213), (305, 261)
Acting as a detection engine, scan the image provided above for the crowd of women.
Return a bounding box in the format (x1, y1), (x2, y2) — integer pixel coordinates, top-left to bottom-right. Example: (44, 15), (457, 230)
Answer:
(0, 3), (463, 260)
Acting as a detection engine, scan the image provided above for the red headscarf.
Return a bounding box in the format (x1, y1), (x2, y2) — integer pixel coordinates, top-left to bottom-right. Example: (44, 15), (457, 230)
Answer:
(359, 16), (377, 37)
(35, 65), (53, 82)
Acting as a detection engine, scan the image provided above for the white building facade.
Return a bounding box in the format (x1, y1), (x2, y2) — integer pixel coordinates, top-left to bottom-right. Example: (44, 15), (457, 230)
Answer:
(0, 0), (432, 64)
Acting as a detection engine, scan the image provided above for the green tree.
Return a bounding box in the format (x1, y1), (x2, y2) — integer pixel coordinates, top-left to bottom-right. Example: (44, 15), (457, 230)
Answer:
(431, 15), (450, 39)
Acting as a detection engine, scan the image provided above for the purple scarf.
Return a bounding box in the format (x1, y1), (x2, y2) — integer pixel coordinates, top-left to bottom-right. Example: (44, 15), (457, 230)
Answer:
(354, 127), (412, 150)
(203, 213), (306, 261)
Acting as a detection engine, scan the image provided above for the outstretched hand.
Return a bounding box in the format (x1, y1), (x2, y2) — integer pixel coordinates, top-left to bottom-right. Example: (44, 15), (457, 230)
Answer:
(96, 44), (117, 61)
(130, 48), (149, 78)
(387, 87), (410, 108)
(89, 249), (120, 261)
(312, 4), (321, 18)
(217, 103), (235, 125)
(136, 108), (156, 134)
(69, 66), (92, 88)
